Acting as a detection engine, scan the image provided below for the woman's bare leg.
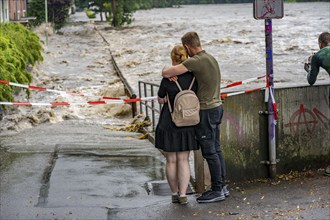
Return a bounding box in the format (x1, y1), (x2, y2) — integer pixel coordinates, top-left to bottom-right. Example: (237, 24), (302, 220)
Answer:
(176, 151), (190, 196)
(165, 152), (178, 194)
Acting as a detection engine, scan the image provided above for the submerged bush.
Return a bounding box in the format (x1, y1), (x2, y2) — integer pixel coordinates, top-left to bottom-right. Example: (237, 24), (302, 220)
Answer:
(0, 23), (43, 103)
(84, 8), (96, 19)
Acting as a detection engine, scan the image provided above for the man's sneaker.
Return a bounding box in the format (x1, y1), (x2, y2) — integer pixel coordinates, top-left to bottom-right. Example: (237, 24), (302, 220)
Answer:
(324, 169), (330, 177)
(196, 190), (225, 203)
(178, 196), (188, 205)
(222, 185), (230, 197)
(172, 194), (179, 203)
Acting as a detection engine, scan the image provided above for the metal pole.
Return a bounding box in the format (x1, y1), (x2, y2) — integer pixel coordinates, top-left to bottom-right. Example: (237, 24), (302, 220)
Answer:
(24, 0), (27, 17)
(265, 18), (276, 178)
(15, 0), (18, 20)
(1, 0), (3, 22)
(45, 0), (48, 45)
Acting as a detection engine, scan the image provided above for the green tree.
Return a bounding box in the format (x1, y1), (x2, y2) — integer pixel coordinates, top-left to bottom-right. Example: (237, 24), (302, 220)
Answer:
(83, 0), (155, 26)
(111, 0), (137, 27)
(49, 0), (72, 29)
(0, 23), (43, 103)
(27, 0), (71, 30)
(88, 0), (109, 21)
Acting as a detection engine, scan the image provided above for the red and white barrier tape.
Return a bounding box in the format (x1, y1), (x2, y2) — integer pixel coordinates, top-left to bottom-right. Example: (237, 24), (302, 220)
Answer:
(221, 87), (265, 99)
(221, 75), (266, 89)
(0, 80), (122, 100)
(269, 87), (278, 120)
(0, 96), (158, 106)
(1, 77), (267, 106)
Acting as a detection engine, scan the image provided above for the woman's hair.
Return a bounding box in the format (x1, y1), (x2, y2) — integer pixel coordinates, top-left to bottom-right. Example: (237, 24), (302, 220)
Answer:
(171, 45), (188, 64)
(181, 32), (201, 48)
(318, 32), (330, 45)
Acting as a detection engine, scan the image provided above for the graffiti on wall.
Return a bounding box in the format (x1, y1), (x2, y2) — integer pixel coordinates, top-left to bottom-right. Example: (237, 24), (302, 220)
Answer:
(222, 112), (245, 146)
(284, 94), (330, 135)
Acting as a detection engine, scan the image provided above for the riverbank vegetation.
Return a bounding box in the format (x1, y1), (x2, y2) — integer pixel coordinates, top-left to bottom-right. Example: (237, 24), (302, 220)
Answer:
(25, 0), (328, 29)
(79, 0), (328, 27)
(0, 23), (43, 102)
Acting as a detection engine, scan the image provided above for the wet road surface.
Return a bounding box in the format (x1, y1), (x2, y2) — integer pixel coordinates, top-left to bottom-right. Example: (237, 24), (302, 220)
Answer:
(1, 120), (329, 220)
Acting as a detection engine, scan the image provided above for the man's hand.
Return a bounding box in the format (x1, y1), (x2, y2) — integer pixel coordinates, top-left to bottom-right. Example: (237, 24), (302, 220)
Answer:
(304, 62), (310, 73)
(304, 53), (314, 73)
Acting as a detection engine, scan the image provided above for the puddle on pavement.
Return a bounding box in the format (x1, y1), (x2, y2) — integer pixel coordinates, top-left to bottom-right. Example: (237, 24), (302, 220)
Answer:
(0, 146), (23, 171)
(37, 153), (168, 209)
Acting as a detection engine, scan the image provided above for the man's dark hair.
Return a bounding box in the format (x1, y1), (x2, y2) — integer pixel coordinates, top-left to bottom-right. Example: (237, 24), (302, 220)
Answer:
(318, 32), (330, 45)
(181, 32), (201, 48)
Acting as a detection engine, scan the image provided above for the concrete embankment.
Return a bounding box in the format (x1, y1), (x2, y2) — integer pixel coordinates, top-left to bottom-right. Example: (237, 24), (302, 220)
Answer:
(220, 83), (330, 181)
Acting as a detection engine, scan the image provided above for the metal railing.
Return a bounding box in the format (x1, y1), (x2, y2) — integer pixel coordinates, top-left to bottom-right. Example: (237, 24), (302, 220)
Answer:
(95, 26), (138, 117)
(110, 54), (138, 116)
(138, 81), (162, 130)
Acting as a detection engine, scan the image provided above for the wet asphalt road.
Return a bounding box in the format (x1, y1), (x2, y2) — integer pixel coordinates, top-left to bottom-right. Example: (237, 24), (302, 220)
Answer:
(1, 120), (329, 220)
(0, 120), (167, 219)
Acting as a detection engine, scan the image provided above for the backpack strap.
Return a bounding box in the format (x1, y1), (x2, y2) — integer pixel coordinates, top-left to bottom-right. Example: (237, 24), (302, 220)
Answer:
(167, 94), (173, 113)
(174, 77), (195, 91)
(174, 80), (183, 92)
(168, 80), (182, 113)
(188, 77), (196, 90)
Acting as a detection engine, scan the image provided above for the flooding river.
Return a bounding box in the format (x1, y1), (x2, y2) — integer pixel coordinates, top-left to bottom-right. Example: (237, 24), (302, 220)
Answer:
(104, 2), (330, 93)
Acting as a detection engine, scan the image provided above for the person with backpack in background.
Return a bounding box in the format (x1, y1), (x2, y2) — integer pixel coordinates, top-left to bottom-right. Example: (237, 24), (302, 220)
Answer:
(162, 32), (229, 203)
(155, 45), (199, 205)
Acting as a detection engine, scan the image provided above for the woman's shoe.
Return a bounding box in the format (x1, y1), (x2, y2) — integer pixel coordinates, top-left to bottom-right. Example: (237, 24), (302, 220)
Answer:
(171, 194), (179, 203)
(178, 196), (188, 205)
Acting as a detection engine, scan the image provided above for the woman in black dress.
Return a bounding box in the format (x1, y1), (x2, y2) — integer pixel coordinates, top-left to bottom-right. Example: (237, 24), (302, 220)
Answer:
(155, 45), (199, 205)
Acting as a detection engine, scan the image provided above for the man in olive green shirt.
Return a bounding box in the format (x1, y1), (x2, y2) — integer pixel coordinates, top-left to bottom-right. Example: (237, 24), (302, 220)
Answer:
(162, 32), (228, 203)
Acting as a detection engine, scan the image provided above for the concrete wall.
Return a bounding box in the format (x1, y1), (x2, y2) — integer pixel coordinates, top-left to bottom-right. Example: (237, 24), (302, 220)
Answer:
(220, 84), (330, 181)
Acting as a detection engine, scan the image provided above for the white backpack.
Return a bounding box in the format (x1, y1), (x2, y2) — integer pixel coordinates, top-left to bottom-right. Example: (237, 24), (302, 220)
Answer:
(167, 77), (200, 127)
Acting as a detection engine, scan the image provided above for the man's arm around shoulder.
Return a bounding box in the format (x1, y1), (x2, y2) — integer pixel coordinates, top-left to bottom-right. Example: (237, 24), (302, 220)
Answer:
(162, 64), (188, 78)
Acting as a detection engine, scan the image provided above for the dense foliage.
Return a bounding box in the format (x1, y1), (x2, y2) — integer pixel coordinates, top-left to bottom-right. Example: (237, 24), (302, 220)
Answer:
(0, 23), (43, 102)
(27, 0), (71, 30)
